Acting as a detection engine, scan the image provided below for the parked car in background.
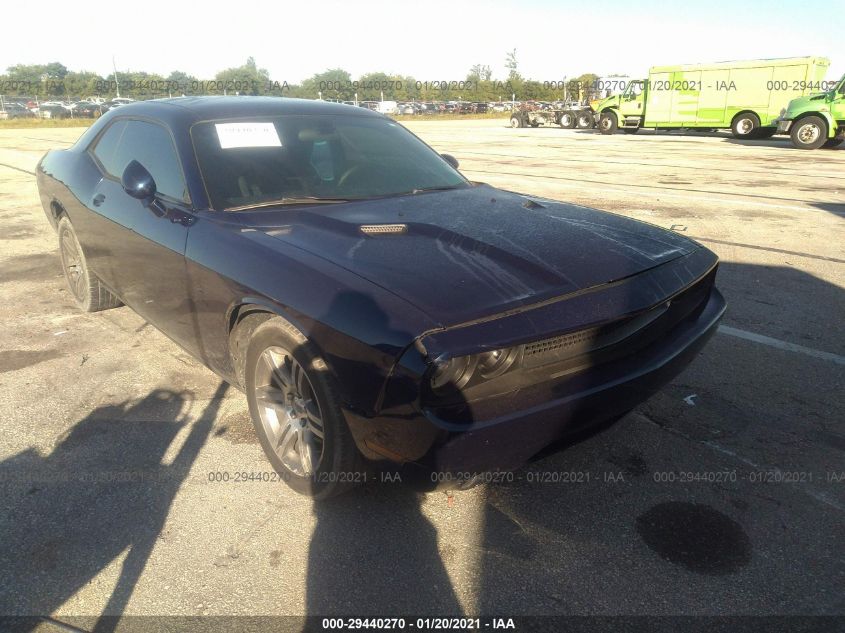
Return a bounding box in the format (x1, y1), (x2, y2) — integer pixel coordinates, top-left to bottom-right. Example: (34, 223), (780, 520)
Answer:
(101, 97), (135, 113)
(472, 102), (488, 113)
(0, 102), (36, 119)
(375, 100), (399, 115)
(36, 96), (725, 498)
(38, 103), (71, 119)
(73, 101), (104, 118)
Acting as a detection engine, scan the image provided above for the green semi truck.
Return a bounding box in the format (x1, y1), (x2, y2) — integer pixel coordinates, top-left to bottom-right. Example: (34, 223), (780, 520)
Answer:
(775, 73), (845, 149)
(592, 57), (832, 139)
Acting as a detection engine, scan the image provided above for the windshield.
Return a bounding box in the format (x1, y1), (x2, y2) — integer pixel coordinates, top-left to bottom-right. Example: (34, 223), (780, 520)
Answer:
(623, 81), (644, 99)
(191, 115), (468, 210)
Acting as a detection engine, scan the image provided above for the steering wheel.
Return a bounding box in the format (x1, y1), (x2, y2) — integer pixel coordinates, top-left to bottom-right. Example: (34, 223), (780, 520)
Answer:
(336, 163), (365, 189)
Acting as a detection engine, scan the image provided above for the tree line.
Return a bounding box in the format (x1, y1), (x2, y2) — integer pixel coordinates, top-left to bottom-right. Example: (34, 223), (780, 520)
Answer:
(1, 55), (607, 103)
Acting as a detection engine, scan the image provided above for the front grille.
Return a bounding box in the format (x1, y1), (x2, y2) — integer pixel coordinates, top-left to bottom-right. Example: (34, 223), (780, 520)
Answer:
(522, 267), (715, 372)
(524, 327), (601, 358)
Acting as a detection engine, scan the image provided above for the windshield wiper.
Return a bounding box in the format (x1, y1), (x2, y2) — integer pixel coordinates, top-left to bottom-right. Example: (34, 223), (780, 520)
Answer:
(226, 197), (352, 211)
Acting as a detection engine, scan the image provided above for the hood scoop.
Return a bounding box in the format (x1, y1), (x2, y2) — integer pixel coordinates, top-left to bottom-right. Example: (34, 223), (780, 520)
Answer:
(360, 223), (408, 235)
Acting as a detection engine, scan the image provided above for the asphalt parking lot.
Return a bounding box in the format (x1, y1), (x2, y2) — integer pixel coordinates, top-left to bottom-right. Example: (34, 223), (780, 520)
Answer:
(0, 121), (843, 625)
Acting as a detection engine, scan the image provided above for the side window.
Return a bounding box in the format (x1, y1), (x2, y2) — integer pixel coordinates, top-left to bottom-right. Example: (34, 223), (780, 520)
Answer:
(92, 120), (128, 176)
(95, 119), (189, 202)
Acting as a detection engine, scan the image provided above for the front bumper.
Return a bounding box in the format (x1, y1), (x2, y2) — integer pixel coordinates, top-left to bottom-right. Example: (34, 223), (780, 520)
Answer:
(776, 118), (793, 133)
(347, 283), (726, 479)
(420, 287), (725, 475)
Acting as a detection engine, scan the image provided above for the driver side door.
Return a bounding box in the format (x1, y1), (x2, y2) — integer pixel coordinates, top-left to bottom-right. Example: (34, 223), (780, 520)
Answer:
(88, 118), (197, 350)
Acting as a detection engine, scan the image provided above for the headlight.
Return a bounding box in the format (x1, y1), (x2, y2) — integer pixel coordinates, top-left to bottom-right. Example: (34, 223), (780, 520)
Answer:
(429, 346), (521, 393)
(477, 347), (521, 379)
(430, 355), (478, 391)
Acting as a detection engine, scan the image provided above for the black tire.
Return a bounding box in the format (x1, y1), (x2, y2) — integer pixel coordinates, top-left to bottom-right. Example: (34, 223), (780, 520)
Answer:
(731, 112), (760, 138)
(559, 111), (576, 129)
(57, 216), (121, 312)
(822, 138), (843, 149)
(530, 121), (540, 127)
(510, 115), (522, 128)
(576, 111), (594, 129)
(244, 317), (363, 499)
(598, 111), (618, 134)
(790, 116), (828, 150)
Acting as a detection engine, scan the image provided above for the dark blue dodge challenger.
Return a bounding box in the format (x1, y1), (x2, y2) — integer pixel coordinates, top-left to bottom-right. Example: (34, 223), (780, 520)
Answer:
(36, 97), (725, 497)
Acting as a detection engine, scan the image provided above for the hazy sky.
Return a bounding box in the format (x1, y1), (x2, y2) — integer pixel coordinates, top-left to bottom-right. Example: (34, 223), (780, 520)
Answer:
(3, 0), (843, 82)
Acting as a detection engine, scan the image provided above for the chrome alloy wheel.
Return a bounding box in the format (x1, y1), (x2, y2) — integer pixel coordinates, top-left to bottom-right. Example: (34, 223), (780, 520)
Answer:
(59, 227), (86, 302)
(253, 346), (325, 476)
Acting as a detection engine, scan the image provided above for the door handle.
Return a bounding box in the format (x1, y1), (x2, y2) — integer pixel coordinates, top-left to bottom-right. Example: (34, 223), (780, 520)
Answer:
(92, 193), (105, 207)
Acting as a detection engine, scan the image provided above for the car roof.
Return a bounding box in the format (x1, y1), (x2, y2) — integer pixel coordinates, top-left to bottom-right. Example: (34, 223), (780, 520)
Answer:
(103, 96), (385, 128)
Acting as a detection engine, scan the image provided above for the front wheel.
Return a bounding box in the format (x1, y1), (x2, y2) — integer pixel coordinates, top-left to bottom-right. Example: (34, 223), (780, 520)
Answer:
(822, 137), (843, 149)
(731, 112), (760, 139)
(598, 111), (618, 134)
(244, 317), (363, 499)
(790, 116), (828, 150)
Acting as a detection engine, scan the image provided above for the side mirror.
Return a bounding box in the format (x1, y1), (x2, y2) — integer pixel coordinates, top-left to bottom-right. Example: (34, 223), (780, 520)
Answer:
(441, 154), (459, 169)
(122, 160), (157, 200)
(121, 160), (166, 217)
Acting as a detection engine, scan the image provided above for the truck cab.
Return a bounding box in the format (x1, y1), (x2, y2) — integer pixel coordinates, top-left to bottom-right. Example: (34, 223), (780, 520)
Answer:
(777, 74), (845, 149)
(594, 80), (645, 133)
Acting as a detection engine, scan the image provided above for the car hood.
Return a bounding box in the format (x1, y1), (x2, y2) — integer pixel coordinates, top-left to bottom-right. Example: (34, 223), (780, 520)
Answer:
(256, 185), (698, 326)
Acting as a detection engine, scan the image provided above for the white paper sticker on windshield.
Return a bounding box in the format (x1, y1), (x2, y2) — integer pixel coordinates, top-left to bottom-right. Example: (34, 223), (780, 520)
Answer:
(215, 122), (282, 149)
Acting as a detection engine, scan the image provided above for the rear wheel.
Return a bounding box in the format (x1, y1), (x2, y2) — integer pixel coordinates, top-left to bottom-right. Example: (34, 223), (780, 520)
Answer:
(576, 111), (594, 129)
(822, 137), (843, 149)
(559, 111), (576, 129)
(731, 112), (760, 138)
(598, 111), (618, 135)
(790, 116), (828, 150)
(510, 115), (522, 128)
(57, 217), (121, 312)
(244, 317), (363, 499)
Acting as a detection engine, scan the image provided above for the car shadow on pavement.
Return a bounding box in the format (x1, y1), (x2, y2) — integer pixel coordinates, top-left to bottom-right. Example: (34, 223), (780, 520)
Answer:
(0, 383), (227, 632)
(305, 486), (463, 617)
